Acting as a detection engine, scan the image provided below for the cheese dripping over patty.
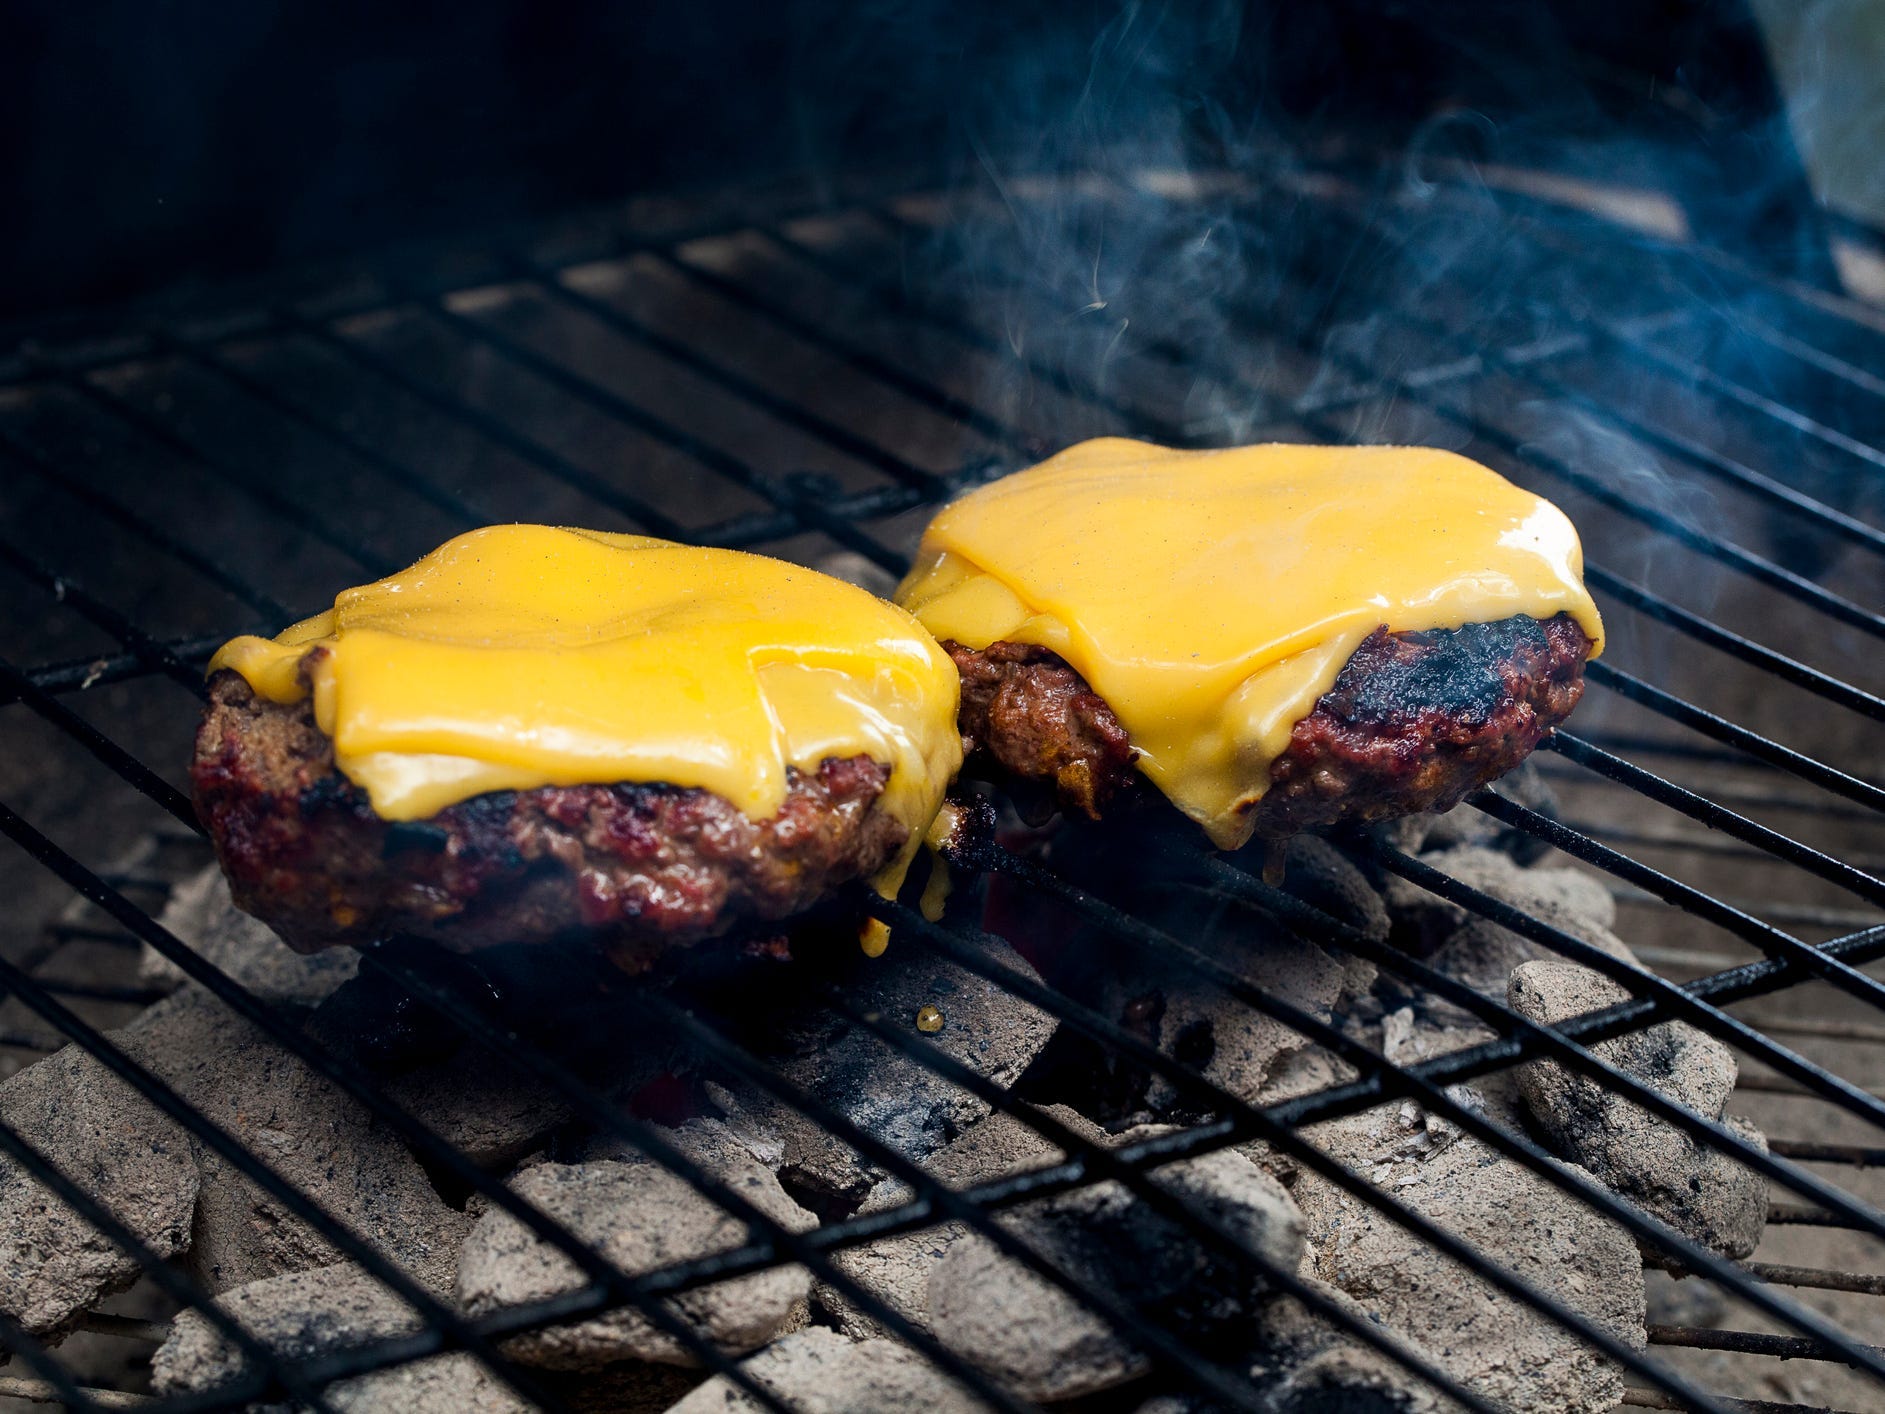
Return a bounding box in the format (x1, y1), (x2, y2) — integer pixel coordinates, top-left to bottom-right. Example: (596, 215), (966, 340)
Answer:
(896, 439), (1604, 851)
(210, 526), (963, 898)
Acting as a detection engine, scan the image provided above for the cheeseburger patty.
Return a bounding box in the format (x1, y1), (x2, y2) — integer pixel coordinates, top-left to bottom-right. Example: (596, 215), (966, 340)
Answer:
(192, 672), (908, 970)
(946, 612), (1591, 838)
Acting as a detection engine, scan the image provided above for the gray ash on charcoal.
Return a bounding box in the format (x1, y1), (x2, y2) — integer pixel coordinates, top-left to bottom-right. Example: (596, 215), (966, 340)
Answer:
(928, 1140), (1305, 1402)
(681, 912), (1058, 1218)
(0, 777), (1774, 1411)
(1365, 752), (1566, 867)
(1509, 960), (1768, 1263)
(457, 1119), (820, 1371)
(1292, 1107), (1646, 1414)
(998, 820), (1380, 1125)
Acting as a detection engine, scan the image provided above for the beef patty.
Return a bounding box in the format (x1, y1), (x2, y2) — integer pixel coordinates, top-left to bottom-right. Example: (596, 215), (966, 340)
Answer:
(191, 672), (909, 969)
(946, 612), (1592, 839)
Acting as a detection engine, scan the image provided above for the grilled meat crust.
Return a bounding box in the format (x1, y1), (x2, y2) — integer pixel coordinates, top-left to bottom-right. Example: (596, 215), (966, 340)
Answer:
(191, 672), (908, 969)
(948, 639), (1138, 819)
(944, 613), (1592, 839)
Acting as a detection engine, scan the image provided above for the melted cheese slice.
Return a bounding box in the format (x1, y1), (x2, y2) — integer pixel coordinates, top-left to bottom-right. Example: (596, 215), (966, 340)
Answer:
(209, 526), (963, 896)
(897, 439), (1603, 850)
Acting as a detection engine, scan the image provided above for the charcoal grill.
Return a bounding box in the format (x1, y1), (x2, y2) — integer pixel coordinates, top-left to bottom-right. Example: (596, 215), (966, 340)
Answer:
(1, 138), (1883, 1414)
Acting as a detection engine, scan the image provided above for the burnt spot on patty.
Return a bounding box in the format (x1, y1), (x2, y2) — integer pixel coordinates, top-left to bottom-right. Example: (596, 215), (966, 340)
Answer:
(1255, 613), (1590, 837)
(944, 613), (1592, 842)
(1328, 616), (1554, 725)
(191, 672), (909, 970)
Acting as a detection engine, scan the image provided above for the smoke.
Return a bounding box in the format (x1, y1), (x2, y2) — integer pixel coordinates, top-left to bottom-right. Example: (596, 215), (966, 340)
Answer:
(806, 0), (1881, 665)
(854, 1), (1279, 449)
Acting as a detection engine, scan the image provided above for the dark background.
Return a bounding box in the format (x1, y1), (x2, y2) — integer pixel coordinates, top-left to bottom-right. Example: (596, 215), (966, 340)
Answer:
(0, 0), (1842, 325)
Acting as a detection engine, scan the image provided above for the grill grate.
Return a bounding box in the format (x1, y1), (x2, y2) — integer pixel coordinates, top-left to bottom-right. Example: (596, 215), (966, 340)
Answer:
(1, 159), (1882, 1412)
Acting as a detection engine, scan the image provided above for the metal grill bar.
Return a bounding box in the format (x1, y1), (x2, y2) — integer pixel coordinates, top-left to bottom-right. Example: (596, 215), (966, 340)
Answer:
(0, 1375), (152, 1410)
(1651, 1325), (1885, 1364)
(1771, 1138), (1885, 1176)
(1586, 662), (1885, 811)
(30, 979), (167, 1006)
(1475, 794), (1885, 1001)
(0, 799), (898, 1414)
(790, 200), (1885, 751)
(0, 544), (1542, 1412)
(1372, 846), (1885, 1135)
(1546, 733), (1885, 902)
(870, 200), (1885, 640)
(0, 433), (289, 624)
(272, 307), (693, 541)
(24, 357), (397, 576)
(1567, 735), (1780, 768)
(1551, 770), (1884, 829)
(45, 924), (146, 949)
(155, 331), (492, 533)
(1564, 818), (1885, 873)
(1768, 1202), (1876, 1229)
(0, 1308), (107, 1413)
(67, 1315), (168, 1345)
(0, 497), (1726, 1410)
(352, 962), (1028, 1414)
(1625, 1389), (1856, 1414)
(0, 1119), (339, 1412)
(0, 919), (567, 1414)
(858, 896), (1726, 1409)
(1298, 201), (1885, 558)
(4, 168), (1885, 1411)
(0, 524), (216, 696)
(1578, 566), (1885, 722)
(1743, 1262), (1885, 1296)
(929, 835), (1879, 1360)
(1737, 1072), (1885, 1101)
(8, 637), (225, 700)
(1749, 1018), (1885, 1045)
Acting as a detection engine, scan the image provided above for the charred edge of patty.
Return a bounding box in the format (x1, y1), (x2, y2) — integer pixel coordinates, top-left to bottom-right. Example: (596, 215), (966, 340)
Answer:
(191, 671), (909, 968)
(943, 613), (1593, 838)
(944, 638), (1139, 821)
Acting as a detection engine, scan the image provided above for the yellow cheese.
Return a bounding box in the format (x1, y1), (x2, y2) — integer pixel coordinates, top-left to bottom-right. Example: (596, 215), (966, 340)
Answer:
(897, 439), (1603, 850)
(209, 526), (963, 897)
